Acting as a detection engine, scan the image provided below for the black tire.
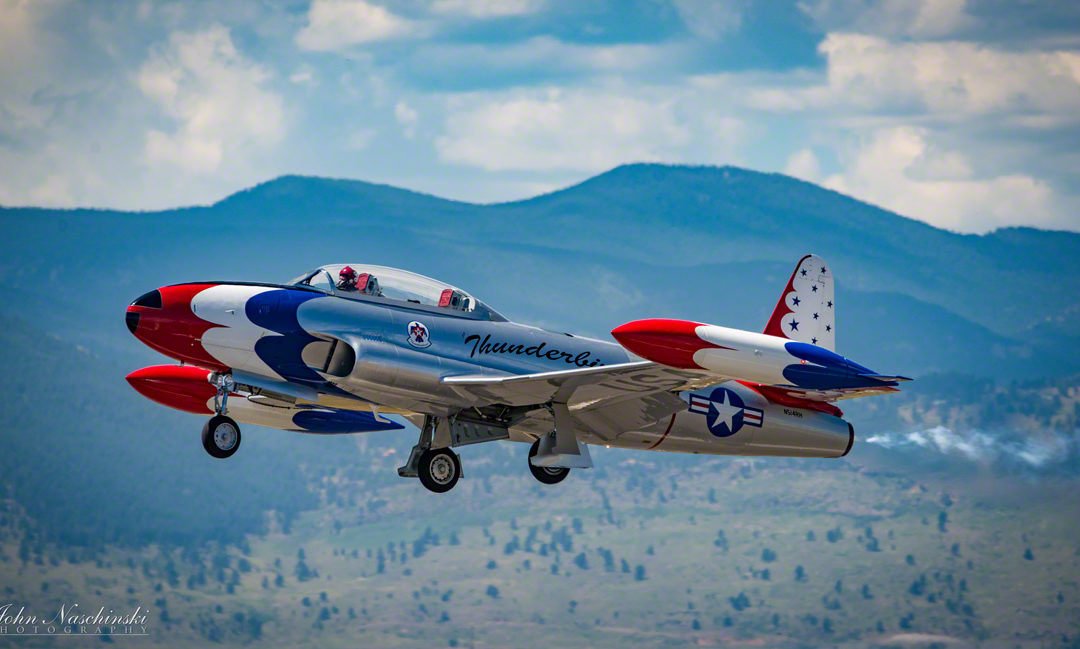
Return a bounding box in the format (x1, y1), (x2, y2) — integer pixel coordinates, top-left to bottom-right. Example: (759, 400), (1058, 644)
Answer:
(528, 439), (570, 485)
(202, 415), (241, 459)
(418, 448), (461, 493)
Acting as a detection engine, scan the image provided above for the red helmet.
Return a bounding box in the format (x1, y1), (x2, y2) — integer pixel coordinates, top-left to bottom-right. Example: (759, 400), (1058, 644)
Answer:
(339, 266), (357, 281)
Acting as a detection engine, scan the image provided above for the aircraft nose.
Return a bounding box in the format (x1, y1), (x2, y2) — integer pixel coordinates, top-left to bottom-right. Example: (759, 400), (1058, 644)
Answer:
(126, 289), (162, 336)
(125, 283), (229, 371)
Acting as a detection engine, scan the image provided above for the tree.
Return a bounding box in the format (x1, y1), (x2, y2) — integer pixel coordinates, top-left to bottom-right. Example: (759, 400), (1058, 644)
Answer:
(761, 548), (777, 563)
(794, 565), (807, 582)
(634, 565), (646, 581)
(485, 585), (499, 599)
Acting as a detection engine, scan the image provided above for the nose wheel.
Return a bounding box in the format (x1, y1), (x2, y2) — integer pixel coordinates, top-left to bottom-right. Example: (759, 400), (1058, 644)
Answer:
(202, 414), (241, 459)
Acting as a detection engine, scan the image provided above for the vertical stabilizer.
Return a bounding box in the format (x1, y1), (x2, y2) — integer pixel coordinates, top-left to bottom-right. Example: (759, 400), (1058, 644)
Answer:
(763, 254), (835, 351)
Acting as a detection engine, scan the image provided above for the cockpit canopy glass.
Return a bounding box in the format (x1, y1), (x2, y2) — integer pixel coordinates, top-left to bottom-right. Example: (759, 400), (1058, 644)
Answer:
(287, 265), (504, 321)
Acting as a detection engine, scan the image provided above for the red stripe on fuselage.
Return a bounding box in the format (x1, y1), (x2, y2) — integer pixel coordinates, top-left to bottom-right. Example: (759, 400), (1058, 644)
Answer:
(647, 413), (677, 450)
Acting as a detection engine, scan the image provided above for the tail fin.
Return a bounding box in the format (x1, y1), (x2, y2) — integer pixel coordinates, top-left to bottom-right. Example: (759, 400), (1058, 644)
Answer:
(763, 254), (835, 351)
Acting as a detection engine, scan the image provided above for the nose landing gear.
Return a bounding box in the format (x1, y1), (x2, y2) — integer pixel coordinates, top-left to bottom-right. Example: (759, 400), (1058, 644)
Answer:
(202, 372), (241, 459)
(202, 414), (241, 458)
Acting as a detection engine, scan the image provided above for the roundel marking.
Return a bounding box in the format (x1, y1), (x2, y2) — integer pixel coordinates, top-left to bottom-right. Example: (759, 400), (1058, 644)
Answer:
(687, 387), (763, 438)
(705, 387), (748, 437)
(407, 321), (431, 348)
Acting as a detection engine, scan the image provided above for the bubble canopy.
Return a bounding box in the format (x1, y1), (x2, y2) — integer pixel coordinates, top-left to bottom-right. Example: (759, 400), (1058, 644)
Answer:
(287, 264), (506, 321)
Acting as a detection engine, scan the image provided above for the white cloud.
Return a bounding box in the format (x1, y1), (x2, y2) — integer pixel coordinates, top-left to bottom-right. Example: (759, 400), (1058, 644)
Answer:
(749, 34), (1080, 118)
(347, 128), (377, 150)
(672, 0), (747, 40)
(289, 67), (315, 84)
(430, 0), (543, 18)
(394, 100), (418, 138)
(784, 148), (821, 182)
(798, 0), (975, 38)
(436, 89), (694, 172)
(296, 0), (418, 51)
(822, 126), (1056, 232)
(138, 25), (284, 173)
(403, 36), (680, 83)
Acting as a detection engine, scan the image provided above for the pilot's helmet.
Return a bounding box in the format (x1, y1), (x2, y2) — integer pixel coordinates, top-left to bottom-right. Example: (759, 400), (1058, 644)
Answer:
(339, 266), (358, 284)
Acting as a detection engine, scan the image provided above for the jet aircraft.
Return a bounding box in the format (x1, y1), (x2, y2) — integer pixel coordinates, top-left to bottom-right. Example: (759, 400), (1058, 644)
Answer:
(125, 255), (910, 493)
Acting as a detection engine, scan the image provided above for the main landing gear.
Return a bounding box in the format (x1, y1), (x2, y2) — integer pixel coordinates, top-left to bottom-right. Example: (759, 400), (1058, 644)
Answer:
(528, 438), (570, 485)
(398, 416), (576, 493)
(417, 447), (461, 493)
(398, 416), (461, 493)
(202, 373), (241, 459)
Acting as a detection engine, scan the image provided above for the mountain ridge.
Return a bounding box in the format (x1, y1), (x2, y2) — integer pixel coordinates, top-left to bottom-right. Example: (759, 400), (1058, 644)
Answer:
(5, 162), (1079, 240)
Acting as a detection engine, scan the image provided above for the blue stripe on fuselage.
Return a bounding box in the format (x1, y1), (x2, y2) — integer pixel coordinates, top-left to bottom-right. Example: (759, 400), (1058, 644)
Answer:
(245, 289), (353, 397)
(291, 406), (404, 434)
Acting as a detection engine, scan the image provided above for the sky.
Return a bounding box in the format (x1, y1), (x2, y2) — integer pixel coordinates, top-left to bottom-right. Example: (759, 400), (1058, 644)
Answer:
(2, 0), (1079, 233)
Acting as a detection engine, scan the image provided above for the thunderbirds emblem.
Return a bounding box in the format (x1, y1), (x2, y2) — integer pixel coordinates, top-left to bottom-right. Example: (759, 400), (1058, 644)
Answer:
(407, 321), (431, 348)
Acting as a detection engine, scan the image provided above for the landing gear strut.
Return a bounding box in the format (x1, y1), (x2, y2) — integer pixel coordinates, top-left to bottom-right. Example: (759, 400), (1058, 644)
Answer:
(528, 438), (570, 485)
(399, 416), (462, 493)
(203, 372), (241, 459)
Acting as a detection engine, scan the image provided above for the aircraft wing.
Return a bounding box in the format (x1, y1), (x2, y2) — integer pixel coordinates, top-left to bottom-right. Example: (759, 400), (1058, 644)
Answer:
(443, 361), (724, 407)
(442, 361), (728, 441)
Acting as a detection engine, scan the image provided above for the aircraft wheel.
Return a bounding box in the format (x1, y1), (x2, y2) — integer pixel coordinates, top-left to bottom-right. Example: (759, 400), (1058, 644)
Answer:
(528, 439), (570, 485)
(418, 448), (460, 493)
(202, 415), (241, 459)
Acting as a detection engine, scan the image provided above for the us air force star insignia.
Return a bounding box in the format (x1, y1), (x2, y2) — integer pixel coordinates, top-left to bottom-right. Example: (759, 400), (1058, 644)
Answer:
(707, 389), (744, 437)
(688, 387), (765, 437)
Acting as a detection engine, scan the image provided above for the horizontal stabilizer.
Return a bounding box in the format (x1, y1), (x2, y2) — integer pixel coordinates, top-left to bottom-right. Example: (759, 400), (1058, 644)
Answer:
(858, 374), (913, 382)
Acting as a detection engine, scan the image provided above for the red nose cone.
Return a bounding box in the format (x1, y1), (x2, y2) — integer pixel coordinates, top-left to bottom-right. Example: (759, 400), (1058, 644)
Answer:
(125, 284), (228, 372)
(126, 365), (217, 414)
(611, 318), (721, 369)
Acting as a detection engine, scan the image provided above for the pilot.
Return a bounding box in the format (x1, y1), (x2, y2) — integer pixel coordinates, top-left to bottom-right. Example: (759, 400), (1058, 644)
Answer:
(337, 266), (359, 291)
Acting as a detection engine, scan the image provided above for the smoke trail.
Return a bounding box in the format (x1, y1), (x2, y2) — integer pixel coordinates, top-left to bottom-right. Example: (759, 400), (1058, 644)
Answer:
(863, 425), (1078, 471)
